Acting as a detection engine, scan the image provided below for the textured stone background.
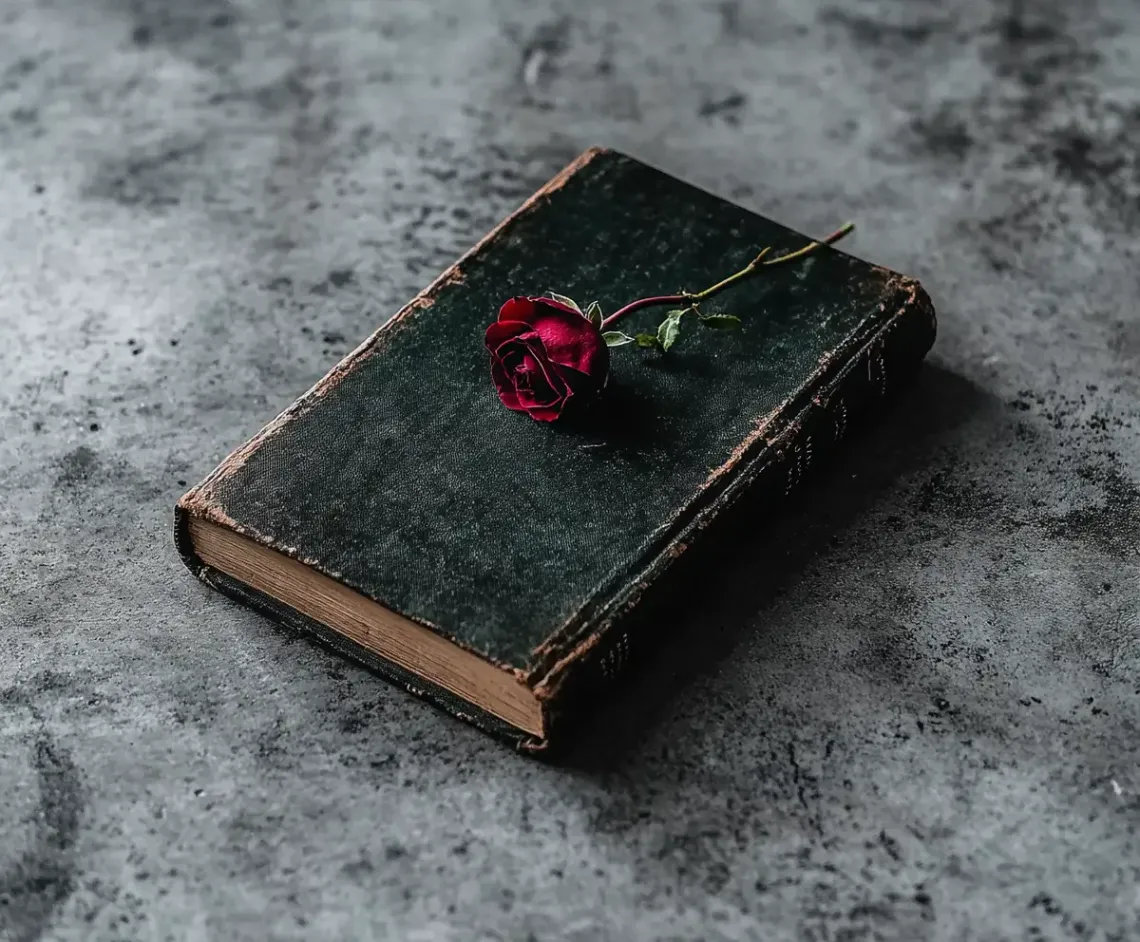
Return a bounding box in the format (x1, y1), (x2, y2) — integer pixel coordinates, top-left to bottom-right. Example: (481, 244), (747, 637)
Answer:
(2, 0), (1139, 939)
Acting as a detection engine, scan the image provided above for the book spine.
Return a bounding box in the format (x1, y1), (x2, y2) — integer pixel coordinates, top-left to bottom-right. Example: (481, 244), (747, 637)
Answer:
(534, 281), (938, 750)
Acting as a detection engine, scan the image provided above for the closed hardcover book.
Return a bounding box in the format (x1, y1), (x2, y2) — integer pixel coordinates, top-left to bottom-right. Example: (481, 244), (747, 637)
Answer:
(175, 147), (936, 752)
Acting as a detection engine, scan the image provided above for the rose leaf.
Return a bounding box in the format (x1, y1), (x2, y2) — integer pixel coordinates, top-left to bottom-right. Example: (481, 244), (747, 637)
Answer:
(635, 333), (661, 349)
(547, 292), (583, 314)
(657, 310), (684, 352)
(698, 314), (742, 329)
(602, 330), (636, 347)
(585, 301), (603, 327)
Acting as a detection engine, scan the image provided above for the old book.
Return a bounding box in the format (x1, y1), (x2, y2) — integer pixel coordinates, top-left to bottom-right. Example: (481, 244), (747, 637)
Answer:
(175, 147), (937, 752)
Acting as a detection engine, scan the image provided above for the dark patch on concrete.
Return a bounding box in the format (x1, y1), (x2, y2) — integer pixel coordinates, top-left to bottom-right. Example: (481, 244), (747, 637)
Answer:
(0, 671), (77, 709)
(84, 138), (208, 210)
(55, 446), (100, 492)
(252, 716), (289, 766)
(310, 269), (355, 296)
(900, 1), (1139, 243)
(907, 106), (976, 162)
(119, 0), (242, 67)
(698, 91), (747, 126)
(1035, 110), (1140, 231)
(982, 4), (1101, 95)
(8, 57), (38, 77)
(1027, 891), (1092, 938)
(515, 17), (571, 91)
(1108, 317), (1140, 364)
(718, 0), (740, 37)
(0, 735), (83, 942)
(910, 461), (1005, 523)
(435, 139), (586, 244)
(250, 56), (342, 273)
(0, 57), (39, 96)
(844, 619), (926, 688)
(1050, 130), (1123, 184)
(1046, 463), (1140, 559)
(247, 70), (317, 115)
(819, 7), (940, 48)
(45, 445), (167, 528)
(995, 0), (1059, 48)
(968, 182), (1054, 270)
(580, 725), (950, 933)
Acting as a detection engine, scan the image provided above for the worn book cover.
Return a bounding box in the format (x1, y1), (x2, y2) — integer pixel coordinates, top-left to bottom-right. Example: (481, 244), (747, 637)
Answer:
(175, 147), (937, 752)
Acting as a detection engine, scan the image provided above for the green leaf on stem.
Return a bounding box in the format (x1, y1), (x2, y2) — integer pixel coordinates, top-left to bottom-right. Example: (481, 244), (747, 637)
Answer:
(602, 330), (635, 347)
(657, 309), (684, 352)
(635, 333), (660, 348)
(585, 301), (603, 327)
(547, 292), (582, 314)
(698, 314), (742, 329)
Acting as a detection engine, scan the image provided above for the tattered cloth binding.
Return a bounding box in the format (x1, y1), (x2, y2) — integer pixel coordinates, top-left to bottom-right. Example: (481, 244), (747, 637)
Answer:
(175, 147), (936, 752)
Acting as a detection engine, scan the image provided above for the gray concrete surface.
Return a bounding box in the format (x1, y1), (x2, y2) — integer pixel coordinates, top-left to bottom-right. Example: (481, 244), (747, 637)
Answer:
(2, 0), (1139, 939)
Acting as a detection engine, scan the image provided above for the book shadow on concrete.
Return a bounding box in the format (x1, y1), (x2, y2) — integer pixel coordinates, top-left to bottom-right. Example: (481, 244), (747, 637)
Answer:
(553, 361), (996, 772)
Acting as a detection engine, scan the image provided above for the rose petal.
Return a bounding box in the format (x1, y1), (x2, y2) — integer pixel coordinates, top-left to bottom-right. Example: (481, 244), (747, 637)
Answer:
(485, 319), (528, 351)
(492, 328), (540, 360)
(497, 297), (538, 324)
(524, 299), (609, 380)
(521, 404), (564, 422)
(489, 355), (523, 411)
(515, 349), (567, 413)
(550, 361), (601, 398)
(487, 332), (540, 413)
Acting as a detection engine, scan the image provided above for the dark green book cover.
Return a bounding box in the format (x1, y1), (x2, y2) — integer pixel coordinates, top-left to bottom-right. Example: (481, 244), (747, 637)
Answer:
(175, 147), (936, 752)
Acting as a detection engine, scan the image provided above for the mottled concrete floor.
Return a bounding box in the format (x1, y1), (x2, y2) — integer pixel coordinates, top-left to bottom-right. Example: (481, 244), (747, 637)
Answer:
(2, 0), (1139, 940)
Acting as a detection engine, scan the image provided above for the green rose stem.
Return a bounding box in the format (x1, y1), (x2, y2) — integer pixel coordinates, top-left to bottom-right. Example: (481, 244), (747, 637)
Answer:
(598, 222), (855, 331)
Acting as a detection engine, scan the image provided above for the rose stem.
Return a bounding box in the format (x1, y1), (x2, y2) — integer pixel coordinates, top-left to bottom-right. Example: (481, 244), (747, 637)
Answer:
(599, 222), (855, 330)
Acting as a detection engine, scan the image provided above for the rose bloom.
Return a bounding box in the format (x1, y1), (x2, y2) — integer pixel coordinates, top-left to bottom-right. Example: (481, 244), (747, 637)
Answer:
(484, 297), (610, 422)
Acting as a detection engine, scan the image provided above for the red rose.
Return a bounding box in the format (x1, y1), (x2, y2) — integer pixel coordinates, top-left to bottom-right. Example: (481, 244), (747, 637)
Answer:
(485, 296), (610, 422)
